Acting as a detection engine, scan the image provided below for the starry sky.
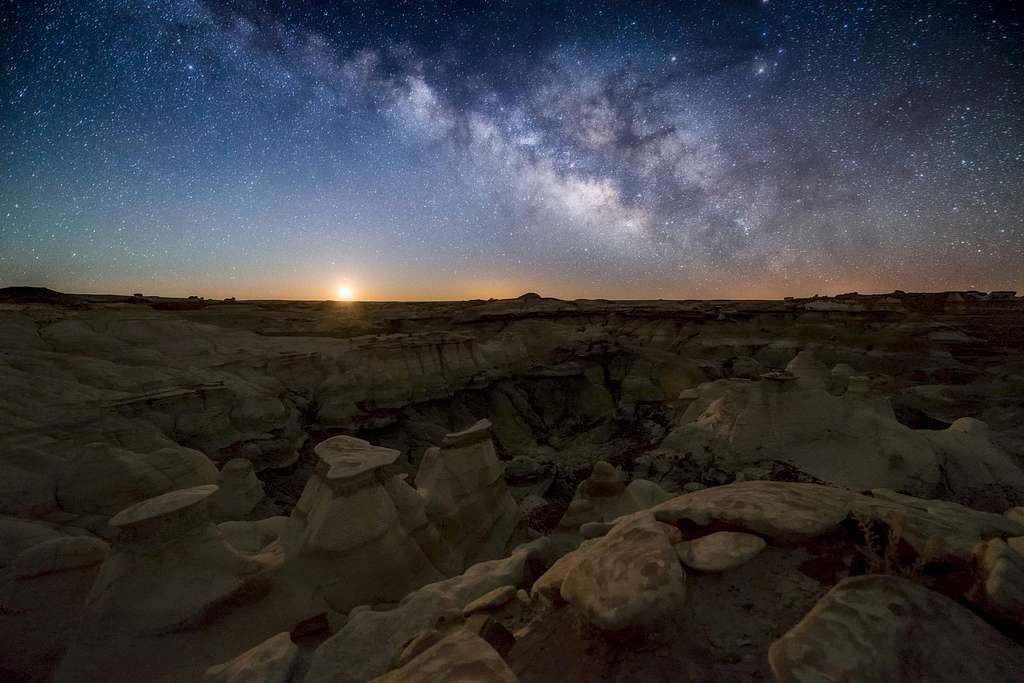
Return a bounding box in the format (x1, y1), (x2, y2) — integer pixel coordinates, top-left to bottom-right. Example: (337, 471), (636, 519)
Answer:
(2, 0), (1022, 300)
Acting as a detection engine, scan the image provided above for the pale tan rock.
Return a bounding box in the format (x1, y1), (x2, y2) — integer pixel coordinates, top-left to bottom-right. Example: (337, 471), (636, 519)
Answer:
(415, 420), (519, 567)
(661, 365), (1024, 507)
(968, 538), (1024, 626)
(556, 462), (672, 530)
(559, 515), (686, 633)
(279, 436), (444, 612)
(88, 485), (262, 632)
(769, 575), (1024, 682)
(462, 584), (517, 617)
(307, 545), (540, 683)
(1004, 506), (1024, 526)
(209, 458), (265, 522)
(56, 485), (266, 682)
(369, 628), (517, 683)
(676, 531), (766, 572)
(218, 516), (287, 555)
(653, 481), (853, 543)
(205, 632), (298, 683)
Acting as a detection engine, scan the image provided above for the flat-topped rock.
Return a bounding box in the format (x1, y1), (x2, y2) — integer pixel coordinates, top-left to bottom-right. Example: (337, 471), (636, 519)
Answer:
(315, 436), (400, 481)
(441, 419), (493, 448)
(110, 484), (218, 531)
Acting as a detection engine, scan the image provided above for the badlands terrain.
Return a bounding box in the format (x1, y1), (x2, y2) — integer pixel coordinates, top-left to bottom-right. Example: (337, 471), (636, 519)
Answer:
(1, 286), (1024, 681)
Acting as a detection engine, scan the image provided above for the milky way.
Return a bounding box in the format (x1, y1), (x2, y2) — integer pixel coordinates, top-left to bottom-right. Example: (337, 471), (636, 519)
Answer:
(2, 1), (1022, 299)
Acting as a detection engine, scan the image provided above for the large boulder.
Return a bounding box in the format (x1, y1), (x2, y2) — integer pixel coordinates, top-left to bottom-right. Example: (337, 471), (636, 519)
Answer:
(369, 628), (517, 683)
(769, 575), (1024, 682)
(555, 515), (686, 633)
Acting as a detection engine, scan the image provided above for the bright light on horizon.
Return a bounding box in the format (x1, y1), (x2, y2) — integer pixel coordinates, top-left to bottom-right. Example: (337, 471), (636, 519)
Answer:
(337, 285), (355, 301)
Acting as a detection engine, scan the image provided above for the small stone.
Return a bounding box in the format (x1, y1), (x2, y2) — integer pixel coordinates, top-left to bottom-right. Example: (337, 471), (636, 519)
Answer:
(580, 521), (614, 539)
(676, 531), (766, 572)
(682, 482), (707, 493)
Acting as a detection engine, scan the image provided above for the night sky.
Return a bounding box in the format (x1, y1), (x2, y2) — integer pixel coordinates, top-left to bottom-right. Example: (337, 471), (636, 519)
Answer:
(2, 1), (1022, 300)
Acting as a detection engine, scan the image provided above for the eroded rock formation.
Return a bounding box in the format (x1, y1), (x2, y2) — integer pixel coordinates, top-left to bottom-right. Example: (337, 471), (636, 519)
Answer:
(2, 290), (1024, 680)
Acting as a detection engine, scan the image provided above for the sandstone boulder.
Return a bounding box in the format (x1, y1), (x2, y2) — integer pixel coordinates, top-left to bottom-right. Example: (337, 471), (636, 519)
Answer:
(204, 632), (298, 683)
(558, 515), (686, 633)
(769, 575), (1024, 682)
(369, 628), (517, 683)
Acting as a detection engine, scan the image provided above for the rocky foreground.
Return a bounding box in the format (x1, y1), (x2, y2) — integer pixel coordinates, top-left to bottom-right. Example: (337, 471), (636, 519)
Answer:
(1, 287), (1023, 681)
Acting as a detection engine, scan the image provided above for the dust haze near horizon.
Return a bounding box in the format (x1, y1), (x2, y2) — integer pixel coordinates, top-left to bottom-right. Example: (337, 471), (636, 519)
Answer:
(2, 1), (1023, 300)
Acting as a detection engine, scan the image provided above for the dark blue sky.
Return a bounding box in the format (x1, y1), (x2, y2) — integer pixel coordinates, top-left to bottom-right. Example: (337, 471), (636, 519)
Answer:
(2, 0), (1022, 299)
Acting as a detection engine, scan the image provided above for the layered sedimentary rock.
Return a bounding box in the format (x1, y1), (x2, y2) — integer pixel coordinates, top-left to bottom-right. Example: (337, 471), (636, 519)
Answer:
(3, 291), (1024, 681)
(662, 351), (1024, 509)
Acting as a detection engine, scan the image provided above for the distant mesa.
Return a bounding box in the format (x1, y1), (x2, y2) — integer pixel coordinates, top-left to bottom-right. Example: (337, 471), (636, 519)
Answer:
(0, 286), (81, 304)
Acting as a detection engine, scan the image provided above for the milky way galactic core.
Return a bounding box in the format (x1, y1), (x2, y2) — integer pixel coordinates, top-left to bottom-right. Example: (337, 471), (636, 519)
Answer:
(2, 1), (1022, 299)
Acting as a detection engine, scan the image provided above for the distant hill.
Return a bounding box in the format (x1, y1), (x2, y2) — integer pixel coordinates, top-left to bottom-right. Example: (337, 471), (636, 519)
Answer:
(0, 286), (83, 304)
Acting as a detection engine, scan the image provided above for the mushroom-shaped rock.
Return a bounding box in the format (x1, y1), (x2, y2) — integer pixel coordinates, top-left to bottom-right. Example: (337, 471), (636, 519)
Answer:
(415, 420), (519, 568)
(559, 515), (686, 633)
(279, 436), (444, 612)
(769, 575), (1024, 682)
(558, 462), (671, 530)
(675, 531), (766, 572)
(204, 632), (299, 683)
(369, 628), (517, 683)
(90, 485), (263, 632)
(56, 485), (266, 682)
(208, 458), (265, 522)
